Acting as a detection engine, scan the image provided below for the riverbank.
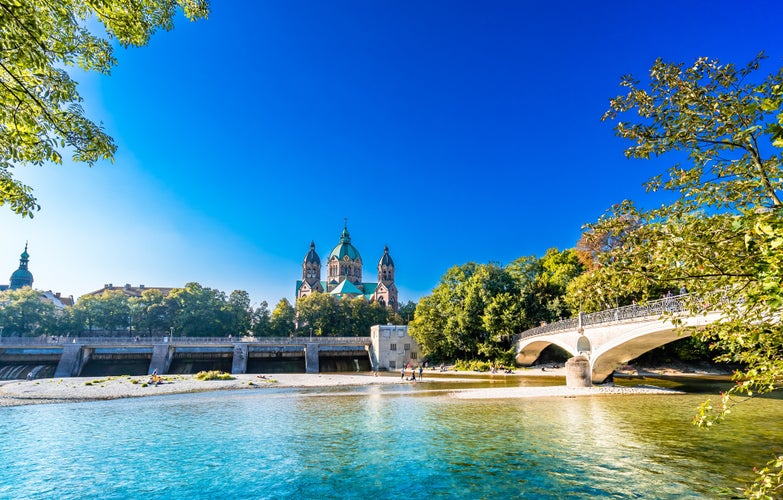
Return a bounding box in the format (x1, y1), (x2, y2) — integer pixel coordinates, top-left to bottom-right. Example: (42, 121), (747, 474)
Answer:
(0, 365), (695, 407)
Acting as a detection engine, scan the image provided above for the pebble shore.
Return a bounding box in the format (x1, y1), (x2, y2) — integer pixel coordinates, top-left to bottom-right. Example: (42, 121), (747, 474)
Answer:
(0, 367), (684, 407)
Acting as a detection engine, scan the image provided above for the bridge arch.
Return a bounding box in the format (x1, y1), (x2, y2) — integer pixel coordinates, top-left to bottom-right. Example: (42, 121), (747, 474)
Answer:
(590, 323), (686, 383)
(516, 335), (578, 365)
(589, 312), (719, 383)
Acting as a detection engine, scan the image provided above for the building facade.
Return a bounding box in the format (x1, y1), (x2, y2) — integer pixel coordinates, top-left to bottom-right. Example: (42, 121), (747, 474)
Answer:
(296, 224), (399, 311)
(370, 324), (419, 371)
(82, 283), (174, 298)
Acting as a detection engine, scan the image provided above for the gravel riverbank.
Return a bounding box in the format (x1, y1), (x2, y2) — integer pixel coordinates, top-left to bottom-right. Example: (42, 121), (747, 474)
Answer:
(0, 366), (691, 407)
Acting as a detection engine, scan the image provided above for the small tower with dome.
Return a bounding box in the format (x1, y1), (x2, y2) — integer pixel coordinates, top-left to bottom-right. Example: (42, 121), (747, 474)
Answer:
(9, 243), (34, 290)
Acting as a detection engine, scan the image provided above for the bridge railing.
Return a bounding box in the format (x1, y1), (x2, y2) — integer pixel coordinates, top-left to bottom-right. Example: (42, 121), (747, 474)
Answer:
(0, 335), (372, 346)
(517, 293), (691, 340)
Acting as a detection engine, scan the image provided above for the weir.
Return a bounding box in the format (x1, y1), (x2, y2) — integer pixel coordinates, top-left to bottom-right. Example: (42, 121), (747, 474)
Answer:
(0, 337), (374, 379)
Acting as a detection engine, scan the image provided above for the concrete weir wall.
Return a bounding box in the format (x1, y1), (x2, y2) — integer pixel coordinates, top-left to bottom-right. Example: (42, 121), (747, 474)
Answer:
(305, 343), (319, 374)
(149, 344), (174, 375)
(0, 338), (375, 379)
(54, 344), (88, 378)
(231, 344), (248, 374)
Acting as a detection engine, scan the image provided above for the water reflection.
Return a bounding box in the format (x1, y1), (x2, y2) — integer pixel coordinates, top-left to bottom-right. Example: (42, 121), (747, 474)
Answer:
(0, 381), (780, 499)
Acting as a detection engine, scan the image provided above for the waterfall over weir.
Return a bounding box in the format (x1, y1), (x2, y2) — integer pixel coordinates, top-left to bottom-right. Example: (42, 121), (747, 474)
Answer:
(0, 364), (56, 380)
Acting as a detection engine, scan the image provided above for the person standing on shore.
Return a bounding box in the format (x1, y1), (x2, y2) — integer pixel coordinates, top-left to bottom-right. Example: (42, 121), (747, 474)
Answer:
(419, 365), (423, 380)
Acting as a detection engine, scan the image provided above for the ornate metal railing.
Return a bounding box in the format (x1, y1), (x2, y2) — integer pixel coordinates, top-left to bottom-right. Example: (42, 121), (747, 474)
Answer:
(517, 293), (691, 340)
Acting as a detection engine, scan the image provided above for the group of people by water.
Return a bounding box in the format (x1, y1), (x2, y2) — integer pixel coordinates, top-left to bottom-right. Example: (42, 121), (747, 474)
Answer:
(401, 363), (423, 382)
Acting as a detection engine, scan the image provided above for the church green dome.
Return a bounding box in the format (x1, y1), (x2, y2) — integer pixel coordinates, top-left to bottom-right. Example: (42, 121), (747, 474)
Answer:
(9, 243), (33, 289)
(329, 226), (361, 262)
(10, 268), (33, 284)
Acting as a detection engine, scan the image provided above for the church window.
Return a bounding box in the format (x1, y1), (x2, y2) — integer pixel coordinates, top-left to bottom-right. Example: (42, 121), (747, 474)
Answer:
(404, 343), (410, 351)
(410, 352), (417, 360)
(390, 343), (397, 351)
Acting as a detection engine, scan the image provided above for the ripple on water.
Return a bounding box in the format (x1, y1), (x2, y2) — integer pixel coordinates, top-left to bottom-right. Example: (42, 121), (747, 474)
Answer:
(0, 385), (779, 498)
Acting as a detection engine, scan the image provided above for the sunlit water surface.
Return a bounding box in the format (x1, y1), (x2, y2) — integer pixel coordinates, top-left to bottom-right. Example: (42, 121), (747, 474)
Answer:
(0, 376), (780, 499)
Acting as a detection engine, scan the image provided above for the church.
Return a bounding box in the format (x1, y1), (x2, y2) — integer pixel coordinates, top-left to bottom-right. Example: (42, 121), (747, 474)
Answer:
(296, 224), (398, 312)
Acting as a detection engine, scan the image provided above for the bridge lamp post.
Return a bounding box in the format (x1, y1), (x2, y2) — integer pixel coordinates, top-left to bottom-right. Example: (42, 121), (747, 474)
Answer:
(170, 326), (174, 343)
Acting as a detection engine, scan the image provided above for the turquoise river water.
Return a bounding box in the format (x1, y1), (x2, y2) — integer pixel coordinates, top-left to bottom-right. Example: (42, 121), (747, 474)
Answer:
(0, 375), (781, 499)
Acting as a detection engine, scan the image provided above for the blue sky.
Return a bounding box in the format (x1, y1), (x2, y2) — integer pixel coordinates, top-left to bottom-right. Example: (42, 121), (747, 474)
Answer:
(1, 1), (782, 306)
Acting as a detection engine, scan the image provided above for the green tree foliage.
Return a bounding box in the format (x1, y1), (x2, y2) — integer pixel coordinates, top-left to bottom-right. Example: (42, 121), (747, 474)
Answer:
(165, 282), (230, 337)
(295, 293), (338, 337)
(599, 54), (783, 496)
(397, 300), (417, 324)
(71, 293), (102, 334)
(97, 289), (130, 333)
(226, 290), (252, 336)
(508, 248), (584, 325)
(0, 287), (58, 336)
(295, 294), (392, 337)
(129, 288), (167, 336)
(410, 263), (518, 362)
(269, 298), (295, 337)
(0, 0), (209, 216)
(251, 300), (272, 337)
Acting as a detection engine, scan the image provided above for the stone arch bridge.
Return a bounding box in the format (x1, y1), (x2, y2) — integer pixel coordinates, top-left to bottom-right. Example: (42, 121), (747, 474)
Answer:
(515, 294), (722, 383)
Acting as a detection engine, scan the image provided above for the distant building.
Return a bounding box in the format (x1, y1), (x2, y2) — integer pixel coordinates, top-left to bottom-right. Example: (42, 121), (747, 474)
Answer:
(370, 325), (420, 371)
(41, 290), (74, 309)
(81, 283), (174, 299)
(296, 223), (399, 311)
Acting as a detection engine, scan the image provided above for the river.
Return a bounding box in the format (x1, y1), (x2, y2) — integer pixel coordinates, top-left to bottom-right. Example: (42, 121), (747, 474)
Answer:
(0, 375), (779, 499)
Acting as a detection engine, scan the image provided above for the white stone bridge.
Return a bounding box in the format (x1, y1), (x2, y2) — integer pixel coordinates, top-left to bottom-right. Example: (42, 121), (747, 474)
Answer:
(515, 294), (722, 383)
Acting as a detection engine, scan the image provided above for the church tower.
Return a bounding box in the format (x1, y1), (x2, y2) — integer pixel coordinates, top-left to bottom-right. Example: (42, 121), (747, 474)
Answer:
(378, 246), (395, 285)
(327, 223), (363, 292)
(372, 245), (398, 311)
(9, 243), (33, 290)
(298, 241), (323, 298)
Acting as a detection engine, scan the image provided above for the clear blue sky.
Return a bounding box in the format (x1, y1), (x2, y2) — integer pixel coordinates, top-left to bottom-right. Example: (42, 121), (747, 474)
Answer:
(1, 1), (781, 306)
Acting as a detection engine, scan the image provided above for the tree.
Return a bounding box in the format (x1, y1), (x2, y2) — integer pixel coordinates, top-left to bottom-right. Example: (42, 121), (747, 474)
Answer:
(98, 290), (131, 334)
(410, 262), (520, 362)
(295, 293), (338, 337)
(0, 0), (209, 216)
(165, 282), (228, 337)
(269, 298), (295, 337)
(251, 300), (272, 337)
(226, 290), (252, 336)
(601, 54), (783, 495)
(130, 288), (168, 336)
(507, 249), (584, 325)
(72, 293), (102, 334)
(397, 300), (417, 324)
(0, 287), (57, 336)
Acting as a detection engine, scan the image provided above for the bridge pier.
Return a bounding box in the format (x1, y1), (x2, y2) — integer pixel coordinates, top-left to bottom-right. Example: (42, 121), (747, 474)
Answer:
(148, 344), (174, 375)
(305, 343), (319, 373)
(54, 343), (87, 378)
(231, 344), (248, 374)
(565, 355), (591, 388)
